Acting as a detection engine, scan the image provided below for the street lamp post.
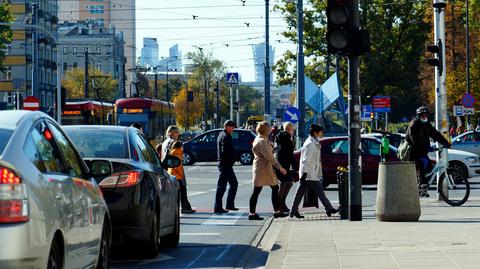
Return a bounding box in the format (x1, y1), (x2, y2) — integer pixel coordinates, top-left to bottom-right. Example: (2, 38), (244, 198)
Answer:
(164, 56), (178, 102)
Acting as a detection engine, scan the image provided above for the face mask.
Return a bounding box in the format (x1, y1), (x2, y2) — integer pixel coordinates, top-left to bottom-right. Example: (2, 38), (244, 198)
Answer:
(420, 118), (428, 123)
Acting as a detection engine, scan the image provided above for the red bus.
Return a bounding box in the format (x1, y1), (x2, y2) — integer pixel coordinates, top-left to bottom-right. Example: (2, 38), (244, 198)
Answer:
(62, 99), (115, 125)
(115, 97), (176, 145)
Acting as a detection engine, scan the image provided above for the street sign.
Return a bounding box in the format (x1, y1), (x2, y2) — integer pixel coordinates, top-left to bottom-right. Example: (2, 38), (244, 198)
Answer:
(361, 105), (372, 122)
(372, 96), (391, 113)
(23, 96), (39, 111)
(453, 105), (464, 116)
(464, 107), (475, 115)
(283, 106), (300, 123)
(226, 72), (239, 84)
(461, 93), (475, 108)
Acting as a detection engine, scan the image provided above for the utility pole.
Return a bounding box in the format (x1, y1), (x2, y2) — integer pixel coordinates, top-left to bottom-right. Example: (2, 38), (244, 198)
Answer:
(265, 0), (271, 119)
(186, 79), (189, 131)
(230, 84), (234, 120)
(204, 77), (208, 131)
(297, 0), (306, 142)
(236, 87), (240, 127)
(31, 2), (38, 98)
(466, 0), (471, 127)
(216, 80), (220, 128)
(154, 71), (158, 99)
(84, 50), (89, 98)
(349, 0), (362, 221)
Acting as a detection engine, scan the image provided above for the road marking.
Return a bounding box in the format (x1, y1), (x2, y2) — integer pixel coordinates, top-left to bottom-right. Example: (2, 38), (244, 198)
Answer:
(202, 210), (245, 226)
(186, 249), (206, 268)
(188, 191), (209, 197)
(182, 232), (220, 236)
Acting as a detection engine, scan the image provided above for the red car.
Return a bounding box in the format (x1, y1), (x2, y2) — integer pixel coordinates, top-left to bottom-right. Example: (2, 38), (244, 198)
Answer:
(294, 136), (399, 187)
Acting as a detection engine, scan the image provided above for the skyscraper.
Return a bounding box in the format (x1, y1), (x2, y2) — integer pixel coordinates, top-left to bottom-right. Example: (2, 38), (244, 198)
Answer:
(252, 43), (274, 84)
(139, 37), (159, 67)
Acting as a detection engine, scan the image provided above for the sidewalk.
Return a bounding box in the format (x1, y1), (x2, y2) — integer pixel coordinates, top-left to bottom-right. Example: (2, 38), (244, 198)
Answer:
(263, 197), (480, 269)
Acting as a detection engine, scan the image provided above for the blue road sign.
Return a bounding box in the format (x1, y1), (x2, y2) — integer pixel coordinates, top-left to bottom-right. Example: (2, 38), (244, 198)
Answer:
(361, 105), (372, 121)
(226, 72), (239, 84)
(461, 93), (475, 108)
(283, 106), (300, 123)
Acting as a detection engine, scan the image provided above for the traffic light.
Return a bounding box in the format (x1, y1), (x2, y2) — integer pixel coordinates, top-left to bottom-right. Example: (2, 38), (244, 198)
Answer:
(233, 102), (239, 111)
(426, 40), (443, 75)
(187, 91), (194, 102)
(370, 112), (374, 119)
(326, 0), (352, 55)
(61, 87), (67, 110)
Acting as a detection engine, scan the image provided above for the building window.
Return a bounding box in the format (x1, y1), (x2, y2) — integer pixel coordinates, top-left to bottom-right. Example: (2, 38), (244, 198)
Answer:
(63, 62), (67, 71)
(73, 62), (77, 68)
(73, 45), (77, 54)
(63, 45), (67, 54)
(96, 45), (101, 54)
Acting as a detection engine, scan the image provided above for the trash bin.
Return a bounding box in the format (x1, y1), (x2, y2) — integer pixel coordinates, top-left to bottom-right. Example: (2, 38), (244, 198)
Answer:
(376, 161), (420, 221)
(336, 166), (349, 220)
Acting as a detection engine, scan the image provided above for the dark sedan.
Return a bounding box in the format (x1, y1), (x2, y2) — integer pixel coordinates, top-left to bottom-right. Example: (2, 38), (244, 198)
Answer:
(182, 129), (256, 165)
(64, 125), (180, 258)
(294, 136), (399, 187)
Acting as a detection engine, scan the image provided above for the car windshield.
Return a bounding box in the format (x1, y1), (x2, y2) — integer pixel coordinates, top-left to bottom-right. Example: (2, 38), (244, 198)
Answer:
(0, 128), (13, 155)
(66, 129), (128, 159)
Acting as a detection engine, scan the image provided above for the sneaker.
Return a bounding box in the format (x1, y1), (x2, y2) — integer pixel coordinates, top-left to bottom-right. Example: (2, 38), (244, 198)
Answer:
(248, 213), (264, 220)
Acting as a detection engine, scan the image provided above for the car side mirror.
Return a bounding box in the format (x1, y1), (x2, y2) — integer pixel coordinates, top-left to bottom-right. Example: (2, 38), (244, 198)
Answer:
(162, 154), (181, 169)
(88, 160), (112, 177)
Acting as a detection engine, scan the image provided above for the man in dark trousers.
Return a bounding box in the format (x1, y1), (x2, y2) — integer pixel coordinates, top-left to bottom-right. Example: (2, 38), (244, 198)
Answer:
(214, 120), (239, 213)
(406, 106), (451, 196)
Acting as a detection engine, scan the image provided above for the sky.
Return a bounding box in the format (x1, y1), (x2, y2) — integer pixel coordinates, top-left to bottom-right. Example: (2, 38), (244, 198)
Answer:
(135, 0), (297, 82)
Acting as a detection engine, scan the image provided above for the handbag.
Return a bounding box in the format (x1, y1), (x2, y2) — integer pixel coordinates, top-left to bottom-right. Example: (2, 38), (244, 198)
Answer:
(397, 139), (412, 161)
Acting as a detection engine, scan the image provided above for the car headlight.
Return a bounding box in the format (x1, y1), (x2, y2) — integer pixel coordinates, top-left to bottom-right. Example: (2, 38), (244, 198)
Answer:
(466, 157), (479, 163)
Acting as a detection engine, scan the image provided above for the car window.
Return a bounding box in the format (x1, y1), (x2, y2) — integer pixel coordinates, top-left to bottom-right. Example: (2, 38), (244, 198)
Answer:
(134, 134), (158, 165)
(66, 129), (128, 158)
(138, 134), (160, 166)
(461, 134), (475, 142)
(232, 131), (240, 140)
(331, 140), (348, 154)
(362, 140), (381, 156)
(0, 129), (13, 155)
(26, 124), (64, 173)
(201, 131), (219, 143)
(47, 123), (84, 178)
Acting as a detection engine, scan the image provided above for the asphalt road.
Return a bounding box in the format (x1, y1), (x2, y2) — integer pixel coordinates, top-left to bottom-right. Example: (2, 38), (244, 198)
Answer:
(109, 163), (480, 268)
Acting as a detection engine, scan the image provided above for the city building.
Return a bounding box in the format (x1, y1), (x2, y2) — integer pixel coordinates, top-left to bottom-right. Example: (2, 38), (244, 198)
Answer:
(251, 43), (274, 84)
(157, 44), (182, 72)
(58, 22), (125, 98)
(58, 0), (135, 87)
(139, 37), (159, 67)
(0, 0), (59, 111)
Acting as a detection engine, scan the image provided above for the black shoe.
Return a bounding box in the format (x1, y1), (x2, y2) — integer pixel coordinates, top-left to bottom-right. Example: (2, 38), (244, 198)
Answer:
(226, 206), (239, 211)
(280, 207), (290, 213)
(326, 208), (339, 217)
(273, 212), (288, 218)
(214, 208), (229, 214)
(248, 214), (264, 220)
(182, 208), (196, 214)
(289, 212), (304, 219)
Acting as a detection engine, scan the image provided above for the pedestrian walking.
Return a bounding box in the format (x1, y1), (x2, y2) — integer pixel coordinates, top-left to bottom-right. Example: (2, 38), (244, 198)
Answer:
(406, 106), (450, 196)
(168, 141), (196, 214)
(275, 121), (298, 213)
(248, 121), (288, 220)
(131, 122), (144, 133)
(161, 125), (179, 161)
(290, 124), (339, 218)
(214, 120), (239, 213)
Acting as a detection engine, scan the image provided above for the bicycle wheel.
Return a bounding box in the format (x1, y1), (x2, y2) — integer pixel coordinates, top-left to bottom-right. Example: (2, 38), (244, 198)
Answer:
(438, 170), (470, 206)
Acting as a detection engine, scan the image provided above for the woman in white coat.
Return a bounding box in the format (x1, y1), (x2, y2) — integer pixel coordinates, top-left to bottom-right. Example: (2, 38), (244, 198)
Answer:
(290, 124), (339, 218)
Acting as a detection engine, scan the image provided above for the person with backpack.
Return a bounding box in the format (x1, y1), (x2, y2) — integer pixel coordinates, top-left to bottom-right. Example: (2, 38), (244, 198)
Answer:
(406, 106), (451, 195)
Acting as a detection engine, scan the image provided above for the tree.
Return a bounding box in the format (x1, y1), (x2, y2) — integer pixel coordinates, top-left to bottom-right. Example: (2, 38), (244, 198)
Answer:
(172, 87), (203, 129)
(62, 67), (118, 101)
(0, 2), (13, 74)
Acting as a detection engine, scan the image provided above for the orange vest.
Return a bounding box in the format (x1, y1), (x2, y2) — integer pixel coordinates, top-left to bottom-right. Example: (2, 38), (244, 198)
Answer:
(168, 147), (184, 180)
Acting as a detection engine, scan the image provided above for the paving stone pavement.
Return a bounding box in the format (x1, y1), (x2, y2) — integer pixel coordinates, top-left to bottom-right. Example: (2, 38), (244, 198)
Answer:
(265, 198), (480, 269)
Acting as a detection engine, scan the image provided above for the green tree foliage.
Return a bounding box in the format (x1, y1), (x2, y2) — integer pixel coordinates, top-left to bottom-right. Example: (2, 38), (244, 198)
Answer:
(61, 67), (118, 101)
(0, 2), (14, 74)
(274, 0), (430, 121)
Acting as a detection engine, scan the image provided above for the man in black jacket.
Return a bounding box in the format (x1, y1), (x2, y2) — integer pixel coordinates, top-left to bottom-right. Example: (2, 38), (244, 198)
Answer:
(406, 106), (451, 189)
(214, 120), (239, 213)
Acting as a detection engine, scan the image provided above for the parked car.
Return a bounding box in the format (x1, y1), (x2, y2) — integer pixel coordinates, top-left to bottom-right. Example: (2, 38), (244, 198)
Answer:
(182, 129), (256, 165)
(294, 136), (399, 187)
(64, 125), (181, 258)
(451, 131), (480, 156)
(0, 111), (112, 269)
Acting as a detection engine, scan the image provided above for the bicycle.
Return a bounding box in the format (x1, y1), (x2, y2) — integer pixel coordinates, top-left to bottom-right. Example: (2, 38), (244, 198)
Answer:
(417, 147), (470, 206)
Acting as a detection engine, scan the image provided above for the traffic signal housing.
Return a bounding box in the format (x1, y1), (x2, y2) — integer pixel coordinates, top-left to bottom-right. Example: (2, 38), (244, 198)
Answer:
(326, 0), (352, 55)
(426, 39), (443, 75)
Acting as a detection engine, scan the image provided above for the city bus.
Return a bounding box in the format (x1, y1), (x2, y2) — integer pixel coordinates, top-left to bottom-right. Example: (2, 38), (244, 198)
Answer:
(115, 97), (176, 146)
(62, 99), (115, 125)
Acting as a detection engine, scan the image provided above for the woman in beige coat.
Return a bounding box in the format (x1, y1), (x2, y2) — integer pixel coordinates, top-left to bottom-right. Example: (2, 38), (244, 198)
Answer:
(248, 121), (288, 220)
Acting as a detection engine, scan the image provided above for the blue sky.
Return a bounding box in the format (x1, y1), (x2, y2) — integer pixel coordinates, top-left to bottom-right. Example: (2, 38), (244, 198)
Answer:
(135, 0), (297, 82)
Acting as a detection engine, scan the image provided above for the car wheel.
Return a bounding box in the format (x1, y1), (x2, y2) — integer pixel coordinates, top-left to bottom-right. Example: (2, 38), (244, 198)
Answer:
(239, 152), (253, 165)
(163, 197), (180, 247)
(47, 237), (63, 269)
(96, 221), (110, 269)
(144, 212), (160, 258)
(449, 161), (468, 179)
(183, 152), (195, 165)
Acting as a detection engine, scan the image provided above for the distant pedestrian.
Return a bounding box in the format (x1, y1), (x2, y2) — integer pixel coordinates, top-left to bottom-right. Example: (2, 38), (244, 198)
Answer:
(449, 125), (457, 138)
(214, 120), (239, 213)
(248, 121), (288, 220)
(275, 121), (298, 213)
(290, 124), (339, 218)
(131, 122), (144, 133)
(168, 141), (196, 214)
(161, 125), (179, 161)
(269, 125), (279, 143)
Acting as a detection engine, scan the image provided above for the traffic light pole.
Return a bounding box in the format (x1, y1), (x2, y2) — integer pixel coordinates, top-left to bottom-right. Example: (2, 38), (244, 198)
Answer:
(296, 0), (306, 142)
(230, 84), (234, 120)
(349, 0), (362, 221)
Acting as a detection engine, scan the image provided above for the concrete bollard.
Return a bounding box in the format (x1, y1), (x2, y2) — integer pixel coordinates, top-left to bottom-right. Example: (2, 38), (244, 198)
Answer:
(376, 161), (420, 221)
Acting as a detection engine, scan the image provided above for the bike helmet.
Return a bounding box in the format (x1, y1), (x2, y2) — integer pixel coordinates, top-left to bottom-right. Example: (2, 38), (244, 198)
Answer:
(416, 106), (429, 115)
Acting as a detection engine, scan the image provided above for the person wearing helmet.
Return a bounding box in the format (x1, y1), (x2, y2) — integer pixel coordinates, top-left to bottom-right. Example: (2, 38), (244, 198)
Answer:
(406, 106), (451, 193)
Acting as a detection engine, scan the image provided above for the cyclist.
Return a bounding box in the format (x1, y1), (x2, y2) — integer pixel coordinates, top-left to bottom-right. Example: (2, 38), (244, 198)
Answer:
(406, 106), (451, 196)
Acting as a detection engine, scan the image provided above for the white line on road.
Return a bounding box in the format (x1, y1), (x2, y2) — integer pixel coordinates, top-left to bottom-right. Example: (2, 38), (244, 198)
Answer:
(182, 232), (220, 236)
(202, 210), (245, 226)
(186, 249), (206, 269)
(188, 181), (251, 198)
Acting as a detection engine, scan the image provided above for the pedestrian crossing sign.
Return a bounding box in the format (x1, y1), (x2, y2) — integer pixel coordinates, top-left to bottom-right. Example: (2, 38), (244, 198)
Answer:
(226, 72), (239, 84)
